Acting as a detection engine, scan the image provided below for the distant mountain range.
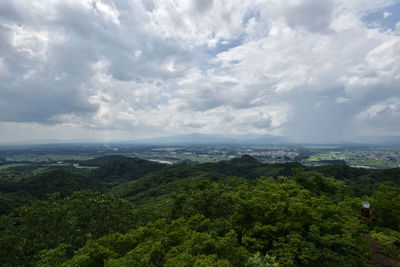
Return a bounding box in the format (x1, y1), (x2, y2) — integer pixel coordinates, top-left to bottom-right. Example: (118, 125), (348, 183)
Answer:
(132, 133), (289, 145)
(2, 134), (400, 146)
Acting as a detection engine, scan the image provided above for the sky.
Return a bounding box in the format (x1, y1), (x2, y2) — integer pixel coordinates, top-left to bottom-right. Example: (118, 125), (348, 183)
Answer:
(0, 0), (400, 143)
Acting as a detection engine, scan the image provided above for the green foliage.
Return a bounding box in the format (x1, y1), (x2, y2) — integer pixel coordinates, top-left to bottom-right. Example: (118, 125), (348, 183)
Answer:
(228, 180), (371, 266)
(61, 215), (248, 266)
(371, 229), (400, 260)
(171, 179), (234, 219)
(197, 155), (302, 179)
(2, 155), (399, 266)
(30, 179), (373, 266)
(77, 155), (135, 167)
(91, 156), (166, 184)
(292, 169), (342, 196)
(111, 165), (220, 199)
(0, 168), (101, 215)
(63, 240), (118, 267)
(0, 191), (136, 266)
(36, 243), (72, 267)
(246, 252), (279, 267)
(371, 183), (400, 231)
(0, 156), (168, 215)
(0, 192), (35, 215)
(313, 165), (400, 196)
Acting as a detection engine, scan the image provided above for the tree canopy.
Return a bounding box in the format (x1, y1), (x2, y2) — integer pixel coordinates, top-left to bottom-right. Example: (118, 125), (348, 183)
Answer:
(0, 155), (399, 266)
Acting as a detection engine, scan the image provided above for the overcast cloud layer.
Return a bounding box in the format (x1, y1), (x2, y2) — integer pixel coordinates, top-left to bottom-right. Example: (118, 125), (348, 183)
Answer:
(0, 0), (400, 143)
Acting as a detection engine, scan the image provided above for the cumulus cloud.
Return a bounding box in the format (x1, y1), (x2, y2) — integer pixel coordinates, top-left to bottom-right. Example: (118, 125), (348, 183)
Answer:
(0, 0), (399, 143)
(285, 0), (335, 33)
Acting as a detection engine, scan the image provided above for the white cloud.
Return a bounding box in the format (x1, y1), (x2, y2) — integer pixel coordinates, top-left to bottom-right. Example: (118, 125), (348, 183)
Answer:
(9, 25), (50, 60)
(355, 98), (400, 135)
(145, 0), (253, 47)
(0, 0), (400, 142)
(383, 11), (392, 18)
(335, 97), (349, 104)
(94, 1), (121, 26)
(356, 101), (398, 119)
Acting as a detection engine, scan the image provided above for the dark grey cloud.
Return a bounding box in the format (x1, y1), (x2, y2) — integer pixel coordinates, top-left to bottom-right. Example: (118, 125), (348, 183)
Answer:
(141, 0), (155, 12)
(0, 85), (97, 123)
(285, 0), (335, 33)
(365, 109), (400, 132)
(283, 77), (400, 142)
(192, 0), (213, 14)
(176, 79), (240, 111)
(0, 23), (97, 122)
(250, 117), (272, 129)
(283, 89), (357, 142)
(0, 1), (22, 24)
(0, 0), (197, 124)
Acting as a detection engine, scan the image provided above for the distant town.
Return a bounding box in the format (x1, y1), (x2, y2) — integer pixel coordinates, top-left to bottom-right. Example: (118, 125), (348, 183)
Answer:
(0, 143), (399, 169)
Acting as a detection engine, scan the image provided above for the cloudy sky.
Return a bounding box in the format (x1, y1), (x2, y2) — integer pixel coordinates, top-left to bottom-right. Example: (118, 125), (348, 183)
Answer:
(0, 0), (400, 143)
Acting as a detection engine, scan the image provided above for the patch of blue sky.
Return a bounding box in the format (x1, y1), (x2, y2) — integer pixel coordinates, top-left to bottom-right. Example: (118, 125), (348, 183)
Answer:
(156, 95), (169, 105)
(195, 11), (261, 73)
(363, 2), (400, 30)
(193, 34), (245, 74)
(198, 11), (260, 57)
(243, 9), (261, 25)
(162, 83), (179, 93)
(205, 35), (245, 57)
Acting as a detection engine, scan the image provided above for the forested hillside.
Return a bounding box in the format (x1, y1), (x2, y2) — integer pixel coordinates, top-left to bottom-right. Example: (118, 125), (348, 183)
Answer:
(1, 155), (399, 266)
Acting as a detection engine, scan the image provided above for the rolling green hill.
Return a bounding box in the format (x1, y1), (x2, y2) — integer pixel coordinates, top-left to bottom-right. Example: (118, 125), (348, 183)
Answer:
(0, 155), (399, 266)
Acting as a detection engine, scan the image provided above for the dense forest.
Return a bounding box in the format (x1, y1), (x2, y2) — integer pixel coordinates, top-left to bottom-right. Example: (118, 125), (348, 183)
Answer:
(0, 155), (399, 266)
